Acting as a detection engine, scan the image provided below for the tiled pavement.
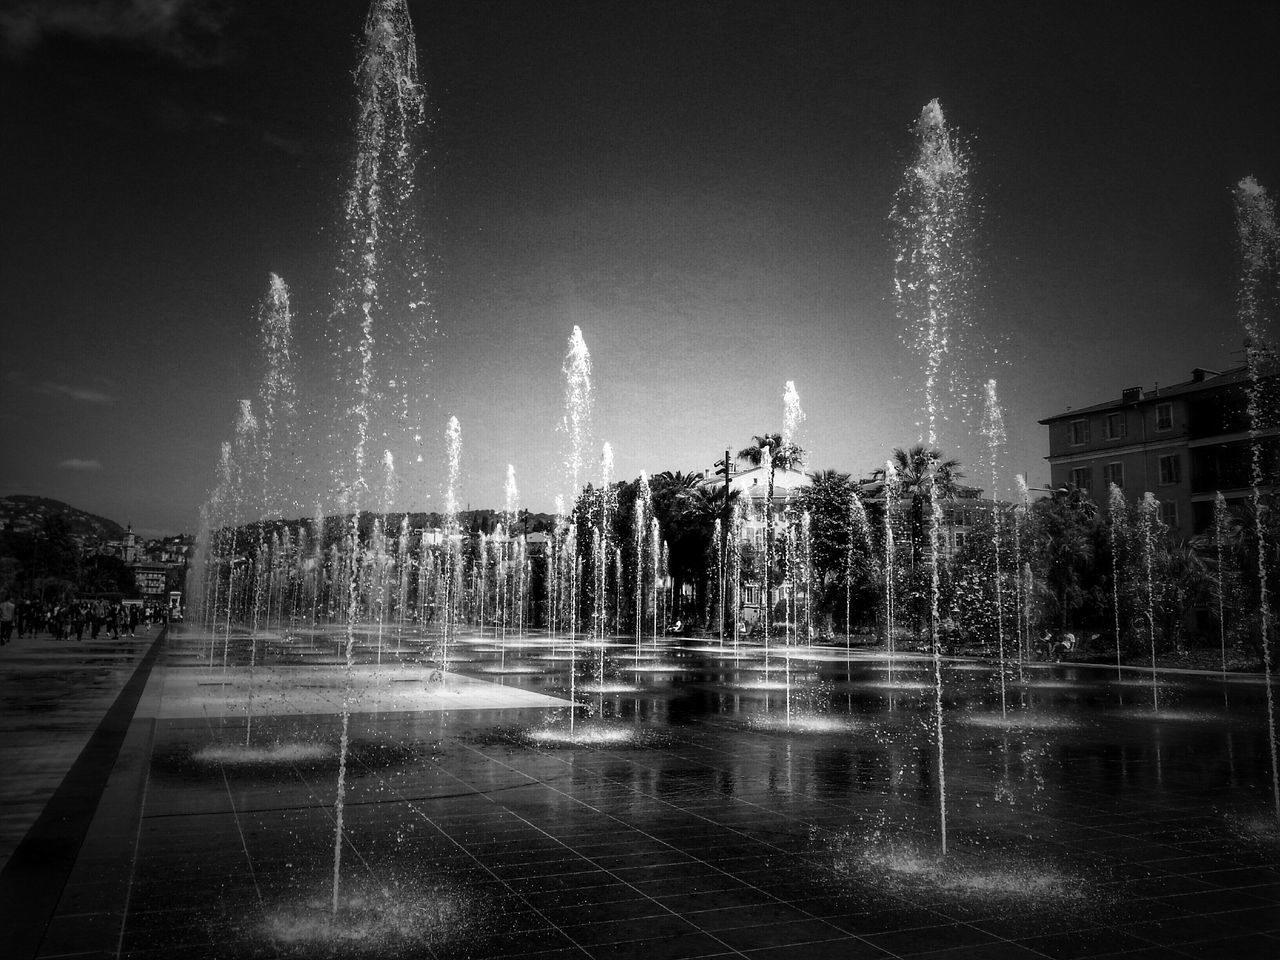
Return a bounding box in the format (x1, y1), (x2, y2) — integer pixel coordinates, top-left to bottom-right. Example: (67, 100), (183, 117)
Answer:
(5, 626), (1280, 958)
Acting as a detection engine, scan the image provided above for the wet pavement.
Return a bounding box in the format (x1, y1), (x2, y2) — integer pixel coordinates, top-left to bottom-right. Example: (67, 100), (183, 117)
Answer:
(0, 629), (163, 871)
(4, 624), (1280, 958)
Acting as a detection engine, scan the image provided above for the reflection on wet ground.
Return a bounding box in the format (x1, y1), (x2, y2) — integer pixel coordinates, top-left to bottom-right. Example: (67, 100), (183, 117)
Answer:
(33, 625), (1280, 957)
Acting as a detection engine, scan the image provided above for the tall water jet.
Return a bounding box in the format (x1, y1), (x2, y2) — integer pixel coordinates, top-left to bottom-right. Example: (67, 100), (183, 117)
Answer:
(599, 444), (615, 641)
(982, 380), (1008, 718)
(614, 546), (623, 640)
(330, 0), (429, 918)
(229, 400), (258, 682)
(258, 273), (299, 519)
(650, 517), (661, 645)
(1214, 492), (1231, 698)
(801, 510), (813, 644)
(1015, 475), (1031, 679)
(1141, 493), (1161, 710)
(559, 327), (592, 700)
(374, 450), (396, 664)
(634, 471), (651, 655)
(848, 490), (875, 653)
(503, 464), (520, 648)
(892, 99), (973, 857)
(1235, 175), (1280, 821)
(561, 326), (593, 501)
(395, 514), (409, 650)
(442, 416), (461, 669)
(714, 517), (724, 643)
(1109, 483), (1127, 683)
(782, 380), (806, 455)
(732, 497), (745, 652)
(883, 460), (900, 676)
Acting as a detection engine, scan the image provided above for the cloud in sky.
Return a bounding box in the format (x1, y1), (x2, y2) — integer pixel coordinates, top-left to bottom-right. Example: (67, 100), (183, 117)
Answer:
(5, 371), (115, 403)
(0, 0), (231, 65)
(40, 380), (114, 403)
(58, 458), (103, 471)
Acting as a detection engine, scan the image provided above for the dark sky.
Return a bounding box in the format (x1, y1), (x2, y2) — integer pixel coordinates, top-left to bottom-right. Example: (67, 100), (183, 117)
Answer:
(2, 0), (1279, 534)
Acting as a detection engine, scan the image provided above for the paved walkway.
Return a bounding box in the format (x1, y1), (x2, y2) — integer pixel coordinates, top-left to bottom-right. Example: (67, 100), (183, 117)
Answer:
(0, 626), (168, 959)
(0, 629), (164, 872)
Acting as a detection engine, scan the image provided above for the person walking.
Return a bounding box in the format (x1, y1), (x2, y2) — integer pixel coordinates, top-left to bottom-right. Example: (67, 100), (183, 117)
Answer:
(0, 597), (14, 645)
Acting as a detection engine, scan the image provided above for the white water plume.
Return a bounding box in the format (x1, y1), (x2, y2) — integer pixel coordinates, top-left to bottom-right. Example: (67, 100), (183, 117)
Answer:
(561, 325), (593, 498)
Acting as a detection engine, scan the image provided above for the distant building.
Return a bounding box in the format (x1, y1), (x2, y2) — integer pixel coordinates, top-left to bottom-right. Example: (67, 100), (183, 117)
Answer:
(99, 525), (142, 563)
(1039, 365), (1269, 535)
(130, 562), (171, 599)
(856, 469), (991, 560)
(698, 462), (814, 617)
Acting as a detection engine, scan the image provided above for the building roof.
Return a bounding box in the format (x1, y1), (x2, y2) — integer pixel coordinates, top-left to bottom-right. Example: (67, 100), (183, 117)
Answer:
(1038, 366), (1248, 424)
(697, 464), (813, 499)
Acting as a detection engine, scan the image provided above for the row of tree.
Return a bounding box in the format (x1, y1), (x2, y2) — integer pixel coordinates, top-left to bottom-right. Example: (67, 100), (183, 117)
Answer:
(567, 438), (1261, 658)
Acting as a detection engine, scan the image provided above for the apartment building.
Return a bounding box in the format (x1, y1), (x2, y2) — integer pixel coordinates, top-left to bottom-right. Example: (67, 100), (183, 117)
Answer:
(1039, 365), (1271, 535)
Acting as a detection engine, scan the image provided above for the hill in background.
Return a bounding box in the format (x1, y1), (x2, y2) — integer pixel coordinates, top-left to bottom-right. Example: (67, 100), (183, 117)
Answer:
(0, 495), (127, 542)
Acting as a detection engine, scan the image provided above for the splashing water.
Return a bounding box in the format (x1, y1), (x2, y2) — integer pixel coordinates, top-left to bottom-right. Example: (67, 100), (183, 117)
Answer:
(599, 443), (615, 641)
(1109, 483), (1127, 684)
(258, 273), (299, 518)
(1141, 492), (1160, 710)
(634, 471), (651, 655)
(503, 464), (519, 526)
(882, 460), (899, 675)
(1215, 492), (1231, 702)
(892, 99), (974, 858)
(329, 1), (430, 919)
(824, 831), (1087, 907)
(1236, 175), (1280, 822)
(782, 379), (806, 451)
(982, 379), (1007, 719)
(561, 325), (593, 497)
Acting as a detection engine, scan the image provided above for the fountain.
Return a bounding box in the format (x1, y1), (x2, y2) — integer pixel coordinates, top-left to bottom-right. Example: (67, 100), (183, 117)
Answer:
(1236, 175), (1280, 821)
(142, 8), (1280, 957)
(982, 379), (1008, 719)
(891, 99), (974, 855)
(634, 470), (651, 657)
(1109, 482), (1127, 685)
(1215, 491), (1231, 700)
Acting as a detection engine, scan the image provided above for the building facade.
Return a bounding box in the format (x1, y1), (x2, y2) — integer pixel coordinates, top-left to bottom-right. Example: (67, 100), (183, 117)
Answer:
(1040, 366), (1268, 535)
(698, 462), (813, 619)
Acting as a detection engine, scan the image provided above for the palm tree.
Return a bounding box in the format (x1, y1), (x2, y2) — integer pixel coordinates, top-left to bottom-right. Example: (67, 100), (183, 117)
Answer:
(679, 483), (743, 629)
(737, 432), (806, 635)
(889, 445), (963, 564)
(650, 471), (706, 621)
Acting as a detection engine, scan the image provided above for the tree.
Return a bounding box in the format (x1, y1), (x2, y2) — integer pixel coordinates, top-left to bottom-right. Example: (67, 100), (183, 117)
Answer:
(887, 445), (963, 634)
(80, 555), (137, 597)
(794, 470), (883, 635)
(678, 481), (743, 627)
(890, 445), (964, 558)
(737, 432), (806, 634)
(1031, 487), (1098, 632)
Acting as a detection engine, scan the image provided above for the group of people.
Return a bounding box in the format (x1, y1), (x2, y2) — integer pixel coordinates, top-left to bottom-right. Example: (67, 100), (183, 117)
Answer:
(0, 598), (169, 645)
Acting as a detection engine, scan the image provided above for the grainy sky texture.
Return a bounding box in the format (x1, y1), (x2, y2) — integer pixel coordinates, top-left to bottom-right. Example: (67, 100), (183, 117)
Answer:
(2, 0), (1279, 534)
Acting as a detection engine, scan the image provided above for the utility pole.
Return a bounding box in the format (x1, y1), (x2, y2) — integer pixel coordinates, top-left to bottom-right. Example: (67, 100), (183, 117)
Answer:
(715, 448), (733, 640)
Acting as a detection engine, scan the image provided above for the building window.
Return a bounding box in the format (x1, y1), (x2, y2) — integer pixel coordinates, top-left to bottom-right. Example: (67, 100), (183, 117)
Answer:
(1070, 419), (1089, 445)
(1103, 412), (1127, 440)
(1155, 402), (1173, 431)
(1103, 462), (1124, 489)
(953, 532), (967, 552)
(1160, 501), (1178, 528)
(1158, 454), (1181, 485)
(1069, 466), (1092, 491)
